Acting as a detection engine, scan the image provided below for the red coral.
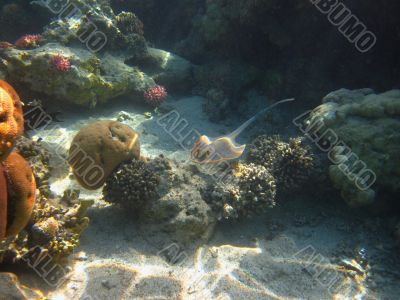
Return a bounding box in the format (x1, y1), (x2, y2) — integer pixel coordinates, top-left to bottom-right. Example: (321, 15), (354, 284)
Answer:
(144, 85), (167, 107)
(50, 54), (71, 72)
(14, 34), (43, 49)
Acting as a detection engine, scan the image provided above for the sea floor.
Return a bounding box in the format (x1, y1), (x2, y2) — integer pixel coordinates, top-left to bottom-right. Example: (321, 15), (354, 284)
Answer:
(23, 96), (400, 299)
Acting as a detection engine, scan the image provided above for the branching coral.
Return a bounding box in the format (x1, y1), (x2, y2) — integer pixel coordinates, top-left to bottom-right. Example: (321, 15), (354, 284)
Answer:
(103, 158), (160, 210)
(203, 163), (276, 219)
(246, 135), (316, 192)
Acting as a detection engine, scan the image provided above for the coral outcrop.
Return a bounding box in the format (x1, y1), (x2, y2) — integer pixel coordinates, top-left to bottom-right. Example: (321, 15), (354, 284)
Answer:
(103, 155), (216, 245)
(0, 43), (155, 107)
(0, 80), (24, 161)
(202, 163), (276, 220)
(103, 158), (160, 210)
(304, 89), (400, 207)
(69, 120), (140, 190)
(246, 135), (318, 192)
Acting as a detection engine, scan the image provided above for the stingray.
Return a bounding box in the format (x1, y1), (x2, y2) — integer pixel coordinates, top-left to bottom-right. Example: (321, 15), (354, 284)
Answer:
(191, 98), (295, 164)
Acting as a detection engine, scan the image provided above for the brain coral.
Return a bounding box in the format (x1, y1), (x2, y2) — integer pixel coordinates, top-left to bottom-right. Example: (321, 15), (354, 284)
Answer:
(68, 120), (140, 190)
(0, 80), (24, 161)
(1, 152), (36, 239)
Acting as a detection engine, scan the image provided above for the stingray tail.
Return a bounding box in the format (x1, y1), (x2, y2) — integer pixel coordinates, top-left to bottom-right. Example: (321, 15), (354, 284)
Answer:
(229, 97), (295, 139)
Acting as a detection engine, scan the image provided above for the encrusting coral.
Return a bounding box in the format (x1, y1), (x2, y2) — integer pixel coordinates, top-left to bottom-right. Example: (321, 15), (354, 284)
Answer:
(246, 135), (317, 192)
(0, 80), (24, 161)
(69, 120), (141, 190)
(202, 163), (276, 220)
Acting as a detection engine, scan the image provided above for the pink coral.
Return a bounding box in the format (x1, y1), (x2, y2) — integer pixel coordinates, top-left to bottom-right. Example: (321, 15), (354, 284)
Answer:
(14, 34), (43, 49)
(50, 54), (71, 72)
(144, 85), (167, 107)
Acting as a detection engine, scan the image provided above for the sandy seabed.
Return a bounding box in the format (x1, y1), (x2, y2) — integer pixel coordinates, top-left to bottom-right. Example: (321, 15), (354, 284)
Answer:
(25, 96), (399, 300)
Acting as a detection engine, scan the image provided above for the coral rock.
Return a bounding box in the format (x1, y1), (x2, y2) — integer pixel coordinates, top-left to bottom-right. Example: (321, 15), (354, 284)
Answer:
(69, 120), (140, 190)
(1, 152), (36, 238)
(0, 80), (24, 161)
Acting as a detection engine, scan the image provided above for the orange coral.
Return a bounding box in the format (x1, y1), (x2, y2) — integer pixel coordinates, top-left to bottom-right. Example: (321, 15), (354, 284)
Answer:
(1, 152), (36, 238)
(0, 164), (7, 240)
(0, 80), (24, 162)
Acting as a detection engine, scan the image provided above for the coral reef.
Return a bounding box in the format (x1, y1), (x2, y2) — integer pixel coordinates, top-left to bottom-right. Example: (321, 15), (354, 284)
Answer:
(40, 0), (147, 59)
(305, 89), (400, 207)
(0, 43), (155, 107)
(15, 136), (52, 197)
(246, 135), (318, 192)
(144, 85), (167, 107)
(103, 155), (216, 245)
(116, 11), (144, 36)
(14, 34), (43, 49)
(103, 158), (160, 210)
(0, 190), (92, 265)
(0, 80), (24, 161)
(0, 152), (36, 240)
(202, 163), (276, 220)
(69, 120), (140, 190)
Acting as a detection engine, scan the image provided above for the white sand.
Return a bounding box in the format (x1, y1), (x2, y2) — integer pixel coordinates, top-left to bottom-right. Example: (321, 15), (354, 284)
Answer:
(27, 96), (398, 300)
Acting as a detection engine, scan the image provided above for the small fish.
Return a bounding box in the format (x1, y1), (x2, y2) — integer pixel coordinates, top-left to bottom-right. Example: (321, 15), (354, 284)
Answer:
(191, 98), (295, 164)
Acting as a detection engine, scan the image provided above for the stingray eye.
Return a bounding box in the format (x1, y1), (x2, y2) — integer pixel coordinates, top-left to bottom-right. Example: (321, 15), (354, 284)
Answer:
(206, 150), (210, 156)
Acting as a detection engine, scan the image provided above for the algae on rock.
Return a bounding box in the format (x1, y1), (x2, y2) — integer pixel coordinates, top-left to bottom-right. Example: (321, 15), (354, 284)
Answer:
(0, 43), (155, 107)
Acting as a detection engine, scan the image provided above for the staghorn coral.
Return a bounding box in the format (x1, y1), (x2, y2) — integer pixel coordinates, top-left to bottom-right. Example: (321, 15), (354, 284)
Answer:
(0, 80), (24, 161)
(69, 120), (140, 190)
(203, 163), (276, 219)
(246, 135), (316, 192)
(0, 152), (36, 240)
(103, 158), (160, 210)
